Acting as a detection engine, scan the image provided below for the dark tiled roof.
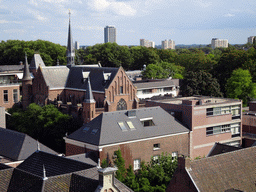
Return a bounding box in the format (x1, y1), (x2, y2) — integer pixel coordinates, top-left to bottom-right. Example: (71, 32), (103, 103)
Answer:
(43, 173), (72, 192)
(17, 151), (94, 177)
(134, 79), (180, 90)
(0, 163), (11, 170)
(207, 142), (242, 157)
(41, 66), (70, 89)
(30, 54), (46, 69)
(66, 66), (119, 92)
(0, 167), (14, 192)
(0, 128), (58, 161)
(66, 152), (98, 166)
(0, 65), (24, 72)
(68, 106), (189, 146)
(188, 146), (256, 191)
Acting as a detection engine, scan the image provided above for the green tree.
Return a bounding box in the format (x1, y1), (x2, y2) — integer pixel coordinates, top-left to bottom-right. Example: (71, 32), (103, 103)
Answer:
(7, 104), (76, 153)
(226, 69), (256, 106)
(182, 70), (223, 97)
(114, 149), (127, 183)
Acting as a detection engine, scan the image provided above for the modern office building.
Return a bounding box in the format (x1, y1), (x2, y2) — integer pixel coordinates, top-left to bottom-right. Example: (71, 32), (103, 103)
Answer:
(248, 36), (255, 44)
(140, 39), (155, 48)
(211, 38), (228, 49)
(104, 26), (117, 43)
(146, 96), (242, 158)
(161, 39), (175, 49)
(74, 41), (79, 50)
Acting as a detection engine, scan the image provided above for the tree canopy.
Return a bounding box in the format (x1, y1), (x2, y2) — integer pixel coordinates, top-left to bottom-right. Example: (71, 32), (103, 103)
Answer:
(7, 104), (80, 153)
(225, 68), (256, 106)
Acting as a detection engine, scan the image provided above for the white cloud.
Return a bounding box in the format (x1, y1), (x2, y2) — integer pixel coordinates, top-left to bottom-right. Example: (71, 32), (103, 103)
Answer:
(0, 20), (23, 24)
(27, 8), (48, 21)
(88, 0), (137, 16)
(0, 20), (8, 24)
(4, 29), (27, 34)
(224, 13), (235, 17)
(192, 0), (212, 8)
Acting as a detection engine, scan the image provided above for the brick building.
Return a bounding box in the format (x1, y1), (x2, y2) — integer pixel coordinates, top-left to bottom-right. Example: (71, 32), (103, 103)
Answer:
(146, 96), (242, 158)
(22, 13), (138, 123)
(242, 101), (256, 147)
(64, 107), (190, 169)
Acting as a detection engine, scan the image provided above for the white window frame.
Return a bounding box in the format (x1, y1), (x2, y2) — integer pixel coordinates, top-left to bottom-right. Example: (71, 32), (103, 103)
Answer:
(153, 143), (160, 150)
(172, 151), (178, 162)
(134, 159), (140, 170)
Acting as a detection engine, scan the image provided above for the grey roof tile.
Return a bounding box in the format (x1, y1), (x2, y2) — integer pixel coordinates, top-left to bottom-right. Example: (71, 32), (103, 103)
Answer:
(68, 106), (189, 146)
(0, 167), (14, 192)
(30, 54), (46, 69)
(66, 152), (98, 166)
(41, 66), (70, 89)
(134, 79), (180, 90)
(0, 65), (24, 72)
(0, 128), (58, 161)
(207, 142), (242, 157)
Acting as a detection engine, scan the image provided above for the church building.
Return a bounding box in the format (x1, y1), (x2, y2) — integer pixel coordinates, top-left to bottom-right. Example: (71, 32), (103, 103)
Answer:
(22, 12), (138, 123)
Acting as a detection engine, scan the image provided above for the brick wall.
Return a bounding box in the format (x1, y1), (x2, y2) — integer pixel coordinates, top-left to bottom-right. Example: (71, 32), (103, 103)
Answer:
(0, 85), (20, 109)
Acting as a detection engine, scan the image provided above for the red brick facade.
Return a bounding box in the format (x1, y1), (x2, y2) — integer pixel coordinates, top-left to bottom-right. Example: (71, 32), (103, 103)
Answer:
(0, 85), (20, 109)
(66, 133), (189, 169)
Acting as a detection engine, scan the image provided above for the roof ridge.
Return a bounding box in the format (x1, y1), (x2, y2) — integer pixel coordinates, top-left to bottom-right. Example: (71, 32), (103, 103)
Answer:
(192, 145), (256, 163)
(0, 127), (26, 137)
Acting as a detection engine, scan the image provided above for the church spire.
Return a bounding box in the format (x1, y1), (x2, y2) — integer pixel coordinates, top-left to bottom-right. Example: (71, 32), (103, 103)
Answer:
(66, 9), (75, 68)
(84, 77), (95, 103)
(22, 52), (31, 81)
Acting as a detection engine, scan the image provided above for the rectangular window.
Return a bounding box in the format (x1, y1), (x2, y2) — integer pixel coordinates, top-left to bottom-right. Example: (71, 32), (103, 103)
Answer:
(118, 122), (127, 131)
(134, 159), (140, 170)
(172, 151), (178, 162)
(163, 87), (173, 92)
(3, 90), (8, 103)
(140, 118), (155, 127)
(153, 155), (160, 164)
(91, 129), (98, 134)
(206, 123), (240, 136)
(231, 123), (240, 137)
(142, 89), (152, 94)
(126, 121), (135, 129)
(153, 143), (160, 150)
(13, 89), (18, 103)
(207, 105), (240, 117)
(120, 86), (123, 94)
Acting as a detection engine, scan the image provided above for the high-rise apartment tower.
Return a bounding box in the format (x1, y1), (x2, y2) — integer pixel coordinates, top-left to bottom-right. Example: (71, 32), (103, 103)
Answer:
(104, 26), (117, 43)
(161, 39), (175, 49)
(211, 38), (228, 49)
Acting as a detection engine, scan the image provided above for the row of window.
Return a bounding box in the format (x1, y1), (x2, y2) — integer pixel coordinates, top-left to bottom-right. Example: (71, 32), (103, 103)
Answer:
(117, 118), (155, 131)
(206, 123), (240, 136)
(3, 89), (19, 103)
(133, 151), (178, 170)
(206, 105), (240, 118)
(137, 87), (175, 95)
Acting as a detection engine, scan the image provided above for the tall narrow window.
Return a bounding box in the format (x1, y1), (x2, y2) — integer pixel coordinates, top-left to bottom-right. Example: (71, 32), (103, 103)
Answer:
(120, 86), (123, 94)
(4, 90), (8, 103)
(13, 89), (18, 103)
(134, 159), (140, 170)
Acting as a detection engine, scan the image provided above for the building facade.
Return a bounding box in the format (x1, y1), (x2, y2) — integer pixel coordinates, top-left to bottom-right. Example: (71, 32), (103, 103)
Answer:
(211, 38), (228, 49)
(146, 96), (242, 158)
(65, 107), (190, 169)
(248, 36), (255, 44)
(104, 26), (117, 43)
(161, 39), (175, 49)
(140, 39), (155, 48)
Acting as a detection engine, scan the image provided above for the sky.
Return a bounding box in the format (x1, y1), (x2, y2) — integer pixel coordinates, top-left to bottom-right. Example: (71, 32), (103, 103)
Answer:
(0, 0), (256, 46)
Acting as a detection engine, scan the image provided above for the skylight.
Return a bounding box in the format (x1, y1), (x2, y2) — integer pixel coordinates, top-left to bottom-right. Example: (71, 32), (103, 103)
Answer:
(140, 118), (155, 127)
(83, 127), (90, 132)
(118, 122), (128, 131)
(91, 129), (98, 134)
(127, 121), (135, 129)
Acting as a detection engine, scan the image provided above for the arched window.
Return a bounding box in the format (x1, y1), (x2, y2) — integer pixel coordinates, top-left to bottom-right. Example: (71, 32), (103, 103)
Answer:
(116, 98), (127, 111)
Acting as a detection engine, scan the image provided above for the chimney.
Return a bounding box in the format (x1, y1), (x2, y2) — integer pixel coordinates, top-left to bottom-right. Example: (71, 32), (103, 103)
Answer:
(95, 167), (118, 192)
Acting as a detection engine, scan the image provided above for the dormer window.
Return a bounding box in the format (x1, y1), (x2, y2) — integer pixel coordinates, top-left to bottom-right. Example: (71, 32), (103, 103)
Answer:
(140, 117), (155, 127)
(82, 71), (90, 83)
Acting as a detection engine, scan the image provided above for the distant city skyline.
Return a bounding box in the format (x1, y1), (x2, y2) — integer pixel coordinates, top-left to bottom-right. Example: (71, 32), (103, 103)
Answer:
(1, 0), (256, 46)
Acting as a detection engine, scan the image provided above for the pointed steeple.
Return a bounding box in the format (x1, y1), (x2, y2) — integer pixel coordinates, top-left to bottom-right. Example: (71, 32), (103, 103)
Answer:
(66, 9), (75, 68)
(84, 77), (95, 103)
(22, 53), (31, 81)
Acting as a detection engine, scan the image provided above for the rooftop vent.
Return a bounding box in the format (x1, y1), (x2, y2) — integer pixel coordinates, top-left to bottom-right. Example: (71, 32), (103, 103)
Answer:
(127, 110), (136, 117)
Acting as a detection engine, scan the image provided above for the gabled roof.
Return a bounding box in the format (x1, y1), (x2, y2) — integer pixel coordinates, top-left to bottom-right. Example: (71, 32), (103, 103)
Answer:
(0, 128), (58, 161)
(65, 66), (119, 92)
(67, 106), (189, 146)
(17, 151), (94, 177)
(187, 146), (256, 191)
(30, 54), (46, 69)
(207, 142), (242, 157)
(67, 152), (98, 166)
(40, 66), (70, 89)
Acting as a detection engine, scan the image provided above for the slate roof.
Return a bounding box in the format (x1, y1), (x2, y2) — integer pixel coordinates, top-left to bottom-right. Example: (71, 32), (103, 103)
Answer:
(66, 66), (119, 92)
(17, 151), (94, 177)
(67, 106), (189, 146)
(30, 54), (46, 69)
(134, 79), (180, 90)
(207, 142), (242, 157)
(0, 65), (24, 72)
(41, 66), (70, 89)
(187, 146), (256, 192)
(66, 152), (98, 166)
(0, 128), (58, 161)
(0, 151), (134, 191)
